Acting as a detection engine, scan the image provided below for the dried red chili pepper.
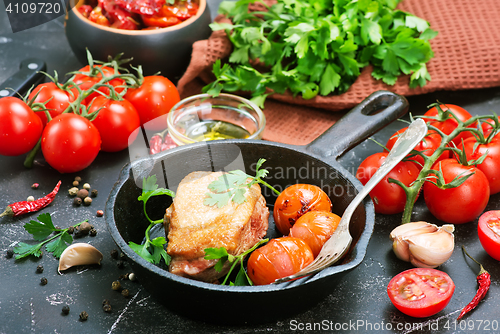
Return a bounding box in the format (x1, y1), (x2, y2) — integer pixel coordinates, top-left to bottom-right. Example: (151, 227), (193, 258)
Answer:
(0, 181), (62, 218)
(457, 246), (491, 321)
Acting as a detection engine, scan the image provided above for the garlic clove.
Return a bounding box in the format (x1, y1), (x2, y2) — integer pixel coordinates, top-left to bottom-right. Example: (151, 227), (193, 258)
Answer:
(390, 222), (455, 268)
(406, 224), (455, 268)
(390, 222), (438, 262)
(58, 243), (103, 274)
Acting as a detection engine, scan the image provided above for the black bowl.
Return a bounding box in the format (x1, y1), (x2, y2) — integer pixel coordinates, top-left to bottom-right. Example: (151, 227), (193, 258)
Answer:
(105, 91), (409, 324)
(64, 0), (212, 81)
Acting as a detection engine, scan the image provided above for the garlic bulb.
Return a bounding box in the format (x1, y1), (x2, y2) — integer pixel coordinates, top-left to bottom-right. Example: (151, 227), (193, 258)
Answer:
(58, 243), (103, 274)
(390, 221), (454, 268)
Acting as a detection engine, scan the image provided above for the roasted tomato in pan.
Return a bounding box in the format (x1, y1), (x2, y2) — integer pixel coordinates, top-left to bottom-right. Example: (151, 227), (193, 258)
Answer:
(478, 210), (500, 261)
(387, 268), (455, 318)
(289, 211), (341, 257)
(273, 184), (332, 235)
(247, 237), (314, 285)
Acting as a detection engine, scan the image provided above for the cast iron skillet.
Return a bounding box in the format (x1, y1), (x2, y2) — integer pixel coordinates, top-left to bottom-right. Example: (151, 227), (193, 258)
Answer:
(105, 90), (408, 324)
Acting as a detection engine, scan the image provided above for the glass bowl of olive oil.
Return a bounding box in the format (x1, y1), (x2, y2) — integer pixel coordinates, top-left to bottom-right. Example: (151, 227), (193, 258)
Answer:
(167, 93), (266, 145)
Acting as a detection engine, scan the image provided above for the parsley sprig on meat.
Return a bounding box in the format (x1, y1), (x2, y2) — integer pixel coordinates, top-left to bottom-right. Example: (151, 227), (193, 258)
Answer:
(204, 0), (437, 107)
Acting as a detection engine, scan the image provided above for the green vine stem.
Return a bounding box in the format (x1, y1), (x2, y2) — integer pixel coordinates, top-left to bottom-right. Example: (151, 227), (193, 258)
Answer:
(392, 112), (497, 224)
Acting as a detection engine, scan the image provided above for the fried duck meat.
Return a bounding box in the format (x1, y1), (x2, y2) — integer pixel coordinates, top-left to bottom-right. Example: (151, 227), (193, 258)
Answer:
(165, 171), (269, 282)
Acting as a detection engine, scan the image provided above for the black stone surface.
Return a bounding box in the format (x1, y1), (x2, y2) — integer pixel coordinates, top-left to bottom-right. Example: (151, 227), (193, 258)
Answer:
(1, 2), (500, 333)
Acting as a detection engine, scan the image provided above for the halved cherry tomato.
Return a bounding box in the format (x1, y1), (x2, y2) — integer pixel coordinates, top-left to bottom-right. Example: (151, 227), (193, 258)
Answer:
(88, 95), (141, 152)
(29, 82), (75, 127)
(422, 104), (474, 146)
(387, 268), (455, 318)
(0, 97), (43, 156)
(423, 159), (490, 224)
(386, 128), (449, 170)
(356, 152), (420, 215)
(273, 184), (332, 235)
(247, 237), (314, 285)
(478, 211), (500, 261)
(289, 211), (340, 257)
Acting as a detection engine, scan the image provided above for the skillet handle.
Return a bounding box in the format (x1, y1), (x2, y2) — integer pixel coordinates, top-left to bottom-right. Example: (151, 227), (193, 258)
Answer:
(305, 90), (408, 159)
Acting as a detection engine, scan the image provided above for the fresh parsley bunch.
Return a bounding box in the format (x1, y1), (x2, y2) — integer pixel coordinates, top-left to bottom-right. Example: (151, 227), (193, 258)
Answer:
(204, 0), (437, 107)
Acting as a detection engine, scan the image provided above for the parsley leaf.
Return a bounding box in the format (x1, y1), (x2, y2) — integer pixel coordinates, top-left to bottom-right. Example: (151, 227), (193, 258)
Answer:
(204, 158), (280, 208)
(13, 214), (84, 259)
(204, 239), (268, 286)
(129, 175), (175, 265)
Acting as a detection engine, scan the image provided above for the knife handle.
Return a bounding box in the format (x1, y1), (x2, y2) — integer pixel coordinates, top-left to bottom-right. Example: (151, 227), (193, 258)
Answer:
(0, 58), (47, 98)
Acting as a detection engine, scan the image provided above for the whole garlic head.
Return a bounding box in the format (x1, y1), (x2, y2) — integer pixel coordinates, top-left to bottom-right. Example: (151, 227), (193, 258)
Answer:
(390, 221), (454, 268)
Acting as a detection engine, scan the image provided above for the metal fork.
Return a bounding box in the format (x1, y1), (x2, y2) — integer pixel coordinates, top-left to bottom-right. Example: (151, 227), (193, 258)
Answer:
(273, 118), (428, 284)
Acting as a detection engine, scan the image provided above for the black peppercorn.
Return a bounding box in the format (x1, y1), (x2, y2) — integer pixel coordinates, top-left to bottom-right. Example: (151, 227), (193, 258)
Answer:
(79, 311), (89, 321)
(73, 197), (82, 206)
(121, 289), (130, 298)
(102, 299), (110, 306)
(103, 304), (112, 313)
(36, 265), (44, 273)
(117, 260), (125, 269)
(40, 277), (48, 285)
(91, 189), (98, 197)
(67, 226), (74, 234)
(89, 228), (97, 237)
(6, 249), (14, 258)
(62, 305), (70, 315)
(110, 249), (119, 259)
(112, 280), (121, 291)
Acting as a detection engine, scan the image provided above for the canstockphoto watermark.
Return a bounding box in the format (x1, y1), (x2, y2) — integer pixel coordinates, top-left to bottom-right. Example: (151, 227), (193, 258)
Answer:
(3, 0), (74, 32)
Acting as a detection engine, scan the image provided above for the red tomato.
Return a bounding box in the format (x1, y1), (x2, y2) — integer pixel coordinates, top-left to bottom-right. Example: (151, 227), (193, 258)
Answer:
(422, 104), (474, 146)
(356, 152), (420, 215)
(28, 82), (75, 127)
(0, 97), (43, 156)
(423, 159), (489, 224)
(273, 184), (332, 235)
(41, 113), (101, 173)
(247, 237), (314, 285)
(458, 134), (500, 194)
(88, 96), (141, 152)
(289, 211), (340, 257)
(72, 65), (125, 104)
(478, 211), (500, 261)
(387, 268), (455, 318)
(386, 128), (449, 170)
(480, 116), (500, 136)
(124, 76), (180, 131)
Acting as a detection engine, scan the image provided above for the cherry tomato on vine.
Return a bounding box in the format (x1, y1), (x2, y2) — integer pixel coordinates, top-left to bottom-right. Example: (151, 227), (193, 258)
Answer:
(247, 237), (314, 285)
(478, 211), (500, 261)
(387, 268), (455, 318)
(289, 211), (340, 257)
(422, 104), (474, 146)
(423, 159), (489, 224)
(88, 96), (141, 152)
(28, 82), (75, 127)
(0, 97), (43, 156)
(124, 75), (180, 131)
(41, 113), (101, 173)
(273, 184), (332, 235)
(458, 134), (500, 194)
(386, 128), (449, 170)
(72, 65), (125, 104)
(356, 152), (420, 215)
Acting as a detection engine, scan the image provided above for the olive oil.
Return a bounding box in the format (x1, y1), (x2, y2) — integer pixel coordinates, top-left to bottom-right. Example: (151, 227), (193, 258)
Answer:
(185, 120), (251, 141)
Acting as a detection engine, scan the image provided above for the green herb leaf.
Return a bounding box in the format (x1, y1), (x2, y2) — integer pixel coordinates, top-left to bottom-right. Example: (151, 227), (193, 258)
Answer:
(24, 213), (57, 241)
